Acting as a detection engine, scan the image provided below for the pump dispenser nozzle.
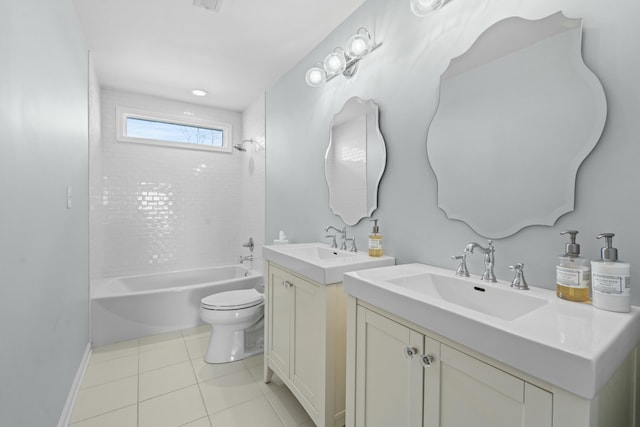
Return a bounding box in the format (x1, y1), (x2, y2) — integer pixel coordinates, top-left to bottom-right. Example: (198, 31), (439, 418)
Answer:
(560, 230), (581, 256)
(597, 233), (618, 261)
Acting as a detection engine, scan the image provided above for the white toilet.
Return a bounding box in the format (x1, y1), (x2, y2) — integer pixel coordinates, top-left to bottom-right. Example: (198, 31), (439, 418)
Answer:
(199, 288), (265, 364)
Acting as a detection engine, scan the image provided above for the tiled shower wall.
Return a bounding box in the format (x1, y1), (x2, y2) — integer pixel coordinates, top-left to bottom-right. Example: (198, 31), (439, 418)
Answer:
(93, 88), (248, 278)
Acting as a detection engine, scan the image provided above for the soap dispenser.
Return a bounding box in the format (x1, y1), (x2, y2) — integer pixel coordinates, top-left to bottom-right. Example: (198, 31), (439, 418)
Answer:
(556, 230), (591, 303)
(591, 233), (631, 312)
(368, 219), (383, 257)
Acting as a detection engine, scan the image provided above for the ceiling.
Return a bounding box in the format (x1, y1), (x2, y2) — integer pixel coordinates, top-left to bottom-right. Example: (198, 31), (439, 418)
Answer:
(73, 0), (365, 112)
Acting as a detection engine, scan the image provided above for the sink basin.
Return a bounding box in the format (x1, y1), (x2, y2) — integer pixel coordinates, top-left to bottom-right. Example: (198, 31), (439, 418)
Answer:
(387, 273), (547, 321)
(343, 263), (640, 400)
(263, 243), (395, 285)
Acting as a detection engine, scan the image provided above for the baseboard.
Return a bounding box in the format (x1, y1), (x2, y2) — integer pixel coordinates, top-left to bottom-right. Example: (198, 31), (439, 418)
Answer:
(57, 342), (92, 427)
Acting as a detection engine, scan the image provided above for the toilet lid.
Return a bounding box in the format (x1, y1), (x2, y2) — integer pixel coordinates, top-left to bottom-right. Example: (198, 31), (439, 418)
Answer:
(201, 288), (264, 310)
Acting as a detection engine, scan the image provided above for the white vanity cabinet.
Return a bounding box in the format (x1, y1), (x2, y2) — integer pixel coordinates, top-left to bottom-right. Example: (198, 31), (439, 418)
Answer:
(346, 299), (639, 427)
(265, 262), (347, 427)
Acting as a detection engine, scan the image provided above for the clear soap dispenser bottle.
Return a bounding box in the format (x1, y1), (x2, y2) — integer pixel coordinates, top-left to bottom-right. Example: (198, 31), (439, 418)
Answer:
(368, 219), (383, 257)
(556, 230), (591, 302)
(591, 233), (631, 312)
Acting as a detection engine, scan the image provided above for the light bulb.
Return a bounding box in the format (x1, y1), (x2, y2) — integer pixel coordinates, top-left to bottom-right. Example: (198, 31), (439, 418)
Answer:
(410, 0), (444, 17)
(323, 51), (346, 75)
(305, 67), (326, 87)
(192, 89), (208, 96)
(346, 34), (371, 59)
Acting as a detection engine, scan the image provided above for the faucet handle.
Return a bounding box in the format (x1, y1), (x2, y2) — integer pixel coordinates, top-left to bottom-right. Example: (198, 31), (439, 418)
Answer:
(509, 262), (529, 290)
(325, 234), (338, 248)
(345, 237), (358, 252)
(451, 255), (470, 277)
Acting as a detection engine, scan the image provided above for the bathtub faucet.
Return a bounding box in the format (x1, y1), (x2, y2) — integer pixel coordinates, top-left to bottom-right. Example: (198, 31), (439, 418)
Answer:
(239, 254), (254, 265)
(240, 237), (254, 267)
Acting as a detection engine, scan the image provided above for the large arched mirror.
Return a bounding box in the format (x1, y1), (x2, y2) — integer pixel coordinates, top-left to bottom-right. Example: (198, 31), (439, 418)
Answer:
(325, 97), (386, 225)
(427, 12), (607, 238)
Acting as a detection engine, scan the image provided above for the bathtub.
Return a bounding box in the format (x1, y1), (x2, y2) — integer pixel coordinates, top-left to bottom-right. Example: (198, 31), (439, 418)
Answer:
(91, 265), (263, 347)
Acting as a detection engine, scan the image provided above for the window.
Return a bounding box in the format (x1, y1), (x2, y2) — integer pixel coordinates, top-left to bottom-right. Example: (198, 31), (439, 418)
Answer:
(116, 107), (232, 152)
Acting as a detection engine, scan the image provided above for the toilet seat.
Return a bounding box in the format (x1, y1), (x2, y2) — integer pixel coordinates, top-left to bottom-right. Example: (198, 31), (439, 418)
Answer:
(201, 289), (264, 310)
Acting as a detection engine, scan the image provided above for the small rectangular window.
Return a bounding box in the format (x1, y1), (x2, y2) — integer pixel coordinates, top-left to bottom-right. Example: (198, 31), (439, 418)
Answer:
(116, 107), (232, 152)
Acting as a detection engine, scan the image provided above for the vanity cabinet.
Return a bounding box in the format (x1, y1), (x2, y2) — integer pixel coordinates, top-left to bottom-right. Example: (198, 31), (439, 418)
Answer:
(352, 305), (551, 427)
(265, 262), (347, 427)
(347, 299), (638, 427)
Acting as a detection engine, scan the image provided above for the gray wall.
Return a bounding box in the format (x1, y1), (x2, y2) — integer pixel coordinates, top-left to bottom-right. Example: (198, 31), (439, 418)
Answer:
(266, 0), (640, 305)
(0, 0), (90, 425)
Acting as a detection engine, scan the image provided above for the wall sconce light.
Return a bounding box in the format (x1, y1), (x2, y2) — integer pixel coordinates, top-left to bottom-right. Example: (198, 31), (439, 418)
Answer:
(305, 28), (381, 87)
(410, 0), (444, 16)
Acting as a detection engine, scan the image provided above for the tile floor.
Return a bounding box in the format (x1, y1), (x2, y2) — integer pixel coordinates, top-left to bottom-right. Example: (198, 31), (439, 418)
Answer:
(70, 326), (313, 427)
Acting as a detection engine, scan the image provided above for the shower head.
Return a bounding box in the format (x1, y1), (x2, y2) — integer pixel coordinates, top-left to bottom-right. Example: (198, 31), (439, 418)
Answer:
(233, 143), (247, 152)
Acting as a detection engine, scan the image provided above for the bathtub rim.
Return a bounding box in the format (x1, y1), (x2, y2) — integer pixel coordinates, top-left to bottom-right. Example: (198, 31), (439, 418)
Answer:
(91, 265), (263, 300)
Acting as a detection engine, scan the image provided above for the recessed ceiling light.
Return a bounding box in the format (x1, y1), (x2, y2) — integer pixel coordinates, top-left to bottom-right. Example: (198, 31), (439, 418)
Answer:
(192, 89), (208, 97)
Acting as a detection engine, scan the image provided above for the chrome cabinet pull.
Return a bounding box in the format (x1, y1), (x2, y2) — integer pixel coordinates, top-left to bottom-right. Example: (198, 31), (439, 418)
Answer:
(420, 354), (435, 368)
(404, 346), (418, 359)
(283, 280), (293, 288)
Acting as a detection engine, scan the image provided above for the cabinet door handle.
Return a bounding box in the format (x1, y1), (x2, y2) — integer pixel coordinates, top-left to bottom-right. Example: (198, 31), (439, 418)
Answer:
(420, 354), (435, 368)
(403, 346), (418, 359)
(283, 280), (293, 288)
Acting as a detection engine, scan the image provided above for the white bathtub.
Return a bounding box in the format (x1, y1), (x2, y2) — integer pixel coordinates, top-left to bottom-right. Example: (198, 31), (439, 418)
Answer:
(91, 265), (263, 346)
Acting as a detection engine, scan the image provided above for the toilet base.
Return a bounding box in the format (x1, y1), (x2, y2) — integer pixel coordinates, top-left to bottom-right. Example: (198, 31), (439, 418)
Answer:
(204, 315), (264, 364)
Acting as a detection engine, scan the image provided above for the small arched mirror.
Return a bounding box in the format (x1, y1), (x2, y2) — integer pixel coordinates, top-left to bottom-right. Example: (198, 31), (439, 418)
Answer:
(325, 97), (386, 225)
(427, 12), (607, 238)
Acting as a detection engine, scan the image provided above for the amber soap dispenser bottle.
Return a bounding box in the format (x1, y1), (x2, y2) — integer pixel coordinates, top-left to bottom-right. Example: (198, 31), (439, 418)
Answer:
(556, 230), (591, 302)
(368, 219), (383, 257)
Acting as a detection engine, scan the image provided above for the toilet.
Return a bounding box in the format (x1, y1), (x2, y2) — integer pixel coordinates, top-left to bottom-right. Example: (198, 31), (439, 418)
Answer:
(199, 288), (265, 364)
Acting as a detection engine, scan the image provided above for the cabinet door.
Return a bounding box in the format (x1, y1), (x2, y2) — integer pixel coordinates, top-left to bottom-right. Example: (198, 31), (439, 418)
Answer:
(291, 276), (323, 410)
(355, 307), (424, 427)
(267, 265), (293, 376)
(437, 345), (552, 427)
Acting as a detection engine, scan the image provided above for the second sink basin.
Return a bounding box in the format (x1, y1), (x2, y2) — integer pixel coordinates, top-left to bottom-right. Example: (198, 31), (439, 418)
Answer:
(387, 272), (547, 320)
(263, 242), (395, 285)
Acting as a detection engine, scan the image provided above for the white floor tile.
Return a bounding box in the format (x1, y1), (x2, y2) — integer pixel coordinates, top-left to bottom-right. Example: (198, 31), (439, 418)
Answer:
(139, 360), (197, 401)
(182, 325), (210, 341)
(90, 339), (138, 364)
(139, 331), (184, 352)
(199, 369), (263, 415)
(181, 416), (212, 427)
(242, 354), (264, 369)
(69, 404), (137, 427)
(247, 362), (285, 395)
(185, 336), (209, 360)
(191, 358), (246, 383)
(71, 376), (138, 423)
(265, 387), (313, 427)
(209, 395), (284, 427)
(138, 385), (207, 427)
(139, 341), (189, 372)
(82, 354), (138, 388)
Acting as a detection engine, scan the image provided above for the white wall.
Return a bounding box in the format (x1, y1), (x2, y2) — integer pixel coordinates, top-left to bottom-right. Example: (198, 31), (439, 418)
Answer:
(240, 93), (266, 272)
(266, 0), (640, 305)
(0, 0), (90, 425)
(94, 89), (245, 278)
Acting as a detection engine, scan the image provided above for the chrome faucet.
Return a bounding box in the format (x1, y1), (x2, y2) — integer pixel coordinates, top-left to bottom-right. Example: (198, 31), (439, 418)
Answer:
(239, 237), (254, 266)
(324, 225), (348, 250)
(509, 262), (529, 290)
(464, 240), (496, 282)
(451, 254), (470, 277)
(325, 234), (338, 248)
(345, 237), (358, 252)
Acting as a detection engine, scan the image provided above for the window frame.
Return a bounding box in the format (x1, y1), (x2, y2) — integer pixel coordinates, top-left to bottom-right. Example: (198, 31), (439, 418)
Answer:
(115, 106), (233, 153)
